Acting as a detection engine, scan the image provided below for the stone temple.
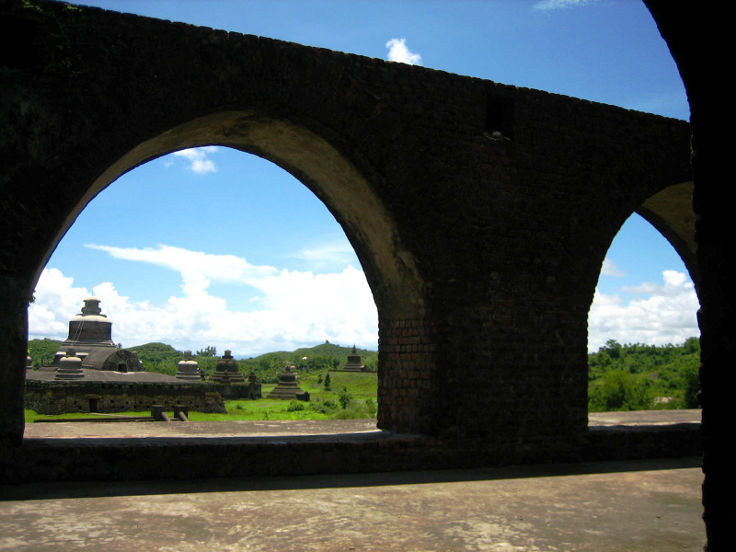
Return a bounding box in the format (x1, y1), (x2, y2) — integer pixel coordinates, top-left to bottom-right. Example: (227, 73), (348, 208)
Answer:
(53, 297), (142, 372)
(343, 345), (366, 372)
(267, 365), (308, 400)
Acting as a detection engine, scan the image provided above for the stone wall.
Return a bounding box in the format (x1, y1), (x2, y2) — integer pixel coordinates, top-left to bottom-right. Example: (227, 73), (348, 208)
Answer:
(24, 380), (225, 414)
(1, 0), (693, 471)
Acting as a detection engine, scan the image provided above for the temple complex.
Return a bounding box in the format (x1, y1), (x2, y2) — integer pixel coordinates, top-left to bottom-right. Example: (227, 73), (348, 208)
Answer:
(53, 297), (142, 372)
(343, 345), (366, 372)
(24, 299), (227, 414)
(267, 365), (309, 400)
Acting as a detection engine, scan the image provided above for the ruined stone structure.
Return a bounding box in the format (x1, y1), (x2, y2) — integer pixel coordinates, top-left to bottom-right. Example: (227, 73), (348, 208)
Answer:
(0, 0), (728, 547)
(210, 350), (245, 384)
(54, 351), (84, 380)
(267, 365), (308, 400)
(53, 297), (142, 372)
(175, 351), (201, 381)
(342, 346), (366, 372)
(24, 377), (226, 415)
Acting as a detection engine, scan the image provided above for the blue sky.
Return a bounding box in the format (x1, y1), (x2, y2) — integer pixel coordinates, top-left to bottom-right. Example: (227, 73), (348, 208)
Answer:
(29, 0), (698, 355)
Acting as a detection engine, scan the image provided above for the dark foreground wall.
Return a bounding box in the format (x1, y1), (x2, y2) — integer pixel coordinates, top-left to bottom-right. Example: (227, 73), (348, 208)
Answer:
(644, 2), (734, 549)
(0, 0), (706, 512)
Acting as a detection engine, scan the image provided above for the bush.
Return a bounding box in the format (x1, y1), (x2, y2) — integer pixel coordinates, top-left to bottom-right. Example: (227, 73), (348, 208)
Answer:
(309, 398), (339, 415)
(338, 387), (353, 409)
(287, 400), (305, 412)
(333, 401), (370, 419)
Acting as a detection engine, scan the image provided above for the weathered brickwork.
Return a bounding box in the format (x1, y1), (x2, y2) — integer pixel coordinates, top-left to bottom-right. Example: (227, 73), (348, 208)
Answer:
(24, 380), (226, 414)
(377, 318), (436, 433)
(0, 0), (710, 525)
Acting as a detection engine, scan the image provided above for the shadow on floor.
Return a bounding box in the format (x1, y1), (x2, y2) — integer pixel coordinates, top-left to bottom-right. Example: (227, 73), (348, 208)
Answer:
(0, 456), (701, 502)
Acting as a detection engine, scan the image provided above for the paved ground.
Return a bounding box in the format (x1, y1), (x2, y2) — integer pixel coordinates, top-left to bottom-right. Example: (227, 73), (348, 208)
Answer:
(22, 409), (701, 438)
(2, 411), (705, 551)
(22, 418), (381, 438)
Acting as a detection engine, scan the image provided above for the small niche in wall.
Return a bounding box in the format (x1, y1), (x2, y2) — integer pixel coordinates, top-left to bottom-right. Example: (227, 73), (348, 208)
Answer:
(485, 92), (514, 141)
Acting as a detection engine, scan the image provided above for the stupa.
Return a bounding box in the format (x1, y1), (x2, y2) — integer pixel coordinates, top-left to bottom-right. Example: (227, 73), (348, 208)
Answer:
(53, 297), (142, 372)
(343, 345), (366, 372)
(54, 350), (84, 380)
(267, 365), (308, 400)
(175, 351), (201, 381)
(210, 350), (245, 384)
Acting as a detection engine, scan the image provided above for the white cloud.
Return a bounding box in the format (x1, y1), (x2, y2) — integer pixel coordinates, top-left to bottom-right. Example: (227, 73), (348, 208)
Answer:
(172, 146), (218, 174)
(292, 241), (359, 269)
(533, 0), (595, 10)
(385, 38), (422, 65)
(33, 248), (697, 358)
(600, 258), (625, 277)
(588, 269), (699, 352)
(29, 245), (378, 356)
(84, 244), (277, 292)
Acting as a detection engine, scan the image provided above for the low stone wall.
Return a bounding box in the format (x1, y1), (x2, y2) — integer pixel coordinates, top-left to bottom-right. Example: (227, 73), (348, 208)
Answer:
(210, 382), (261, 400)
(0, 423), (701, 484)
(24, 380), (225, 414)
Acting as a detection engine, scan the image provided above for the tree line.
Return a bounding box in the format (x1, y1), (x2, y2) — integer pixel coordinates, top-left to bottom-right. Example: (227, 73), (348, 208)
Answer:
(588, 337), (700, 411)
(27, 336), (701, 411)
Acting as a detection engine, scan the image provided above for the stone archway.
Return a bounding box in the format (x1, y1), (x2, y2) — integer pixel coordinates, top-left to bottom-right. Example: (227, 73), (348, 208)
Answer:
(637, 181), (699, 292)
(38, 111), (426, 321)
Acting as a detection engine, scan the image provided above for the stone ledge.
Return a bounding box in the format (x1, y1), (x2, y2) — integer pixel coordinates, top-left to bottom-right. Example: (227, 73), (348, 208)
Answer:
(1, 423), (701, 484)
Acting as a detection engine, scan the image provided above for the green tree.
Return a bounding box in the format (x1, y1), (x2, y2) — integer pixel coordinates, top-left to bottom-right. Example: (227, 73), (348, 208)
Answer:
(338, 387), (352, 409)
(589, 369), (652, 411)
(196, 346), (217, 357)
(324, 373), (331, 391)
(681, 364), (701, 408)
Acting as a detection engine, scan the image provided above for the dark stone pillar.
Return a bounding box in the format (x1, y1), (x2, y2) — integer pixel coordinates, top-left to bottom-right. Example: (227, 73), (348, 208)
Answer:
(0, 275), (28, 446)
(644, 2), (731, 549)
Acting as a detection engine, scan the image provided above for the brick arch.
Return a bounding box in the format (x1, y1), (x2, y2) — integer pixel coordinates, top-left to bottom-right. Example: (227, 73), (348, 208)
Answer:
(37, 110), (426, 321)
(585, 180), (700, 352)
(636, 181), (699, 293)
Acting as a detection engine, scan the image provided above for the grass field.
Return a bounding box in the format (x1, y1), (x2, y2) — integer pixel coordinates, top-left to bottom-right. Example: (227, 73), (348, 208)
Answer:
(26, 370), (378, 423)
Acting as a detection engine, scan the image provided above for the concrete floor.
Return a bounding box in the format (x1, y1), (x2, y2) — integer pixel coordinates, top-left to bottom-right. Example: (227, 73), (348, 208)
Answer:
(0, 458), (704, 551)
(1, 413), (705, 551)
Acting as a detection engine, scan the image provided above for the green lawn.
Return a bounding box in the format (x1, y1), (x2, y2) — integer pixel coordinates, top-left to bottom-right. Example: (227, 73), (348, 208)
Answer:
(26, 370), (378, 423)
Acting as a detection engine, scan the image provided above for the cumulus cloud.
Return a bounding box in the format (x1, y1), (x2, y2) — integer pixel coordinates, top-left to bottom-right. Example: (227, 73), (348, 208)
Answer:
(172, 146), (218, 174)
(385, 38), (422, 65)
(588, 270), (699, 352)
(600, 258), (625, 277)
(533, 0), (595, 10)
(29, 245), (378, 356)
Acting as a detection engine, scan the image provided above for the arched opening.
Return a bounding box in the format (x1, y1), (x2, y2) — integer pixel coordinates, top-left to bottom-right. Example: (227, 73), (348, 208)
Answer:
(587, 183), (700, 418)
(24, 112), (427, 432)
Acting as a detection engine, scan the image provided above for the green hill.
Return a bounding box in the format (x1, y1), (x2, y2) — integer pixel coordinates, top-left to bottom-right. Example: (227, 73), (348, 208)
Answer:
(28, 338), (63, 368)
(122, 340), (377, 382)
(127, 342), (183, 375)
(239, 341), (377, 383)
